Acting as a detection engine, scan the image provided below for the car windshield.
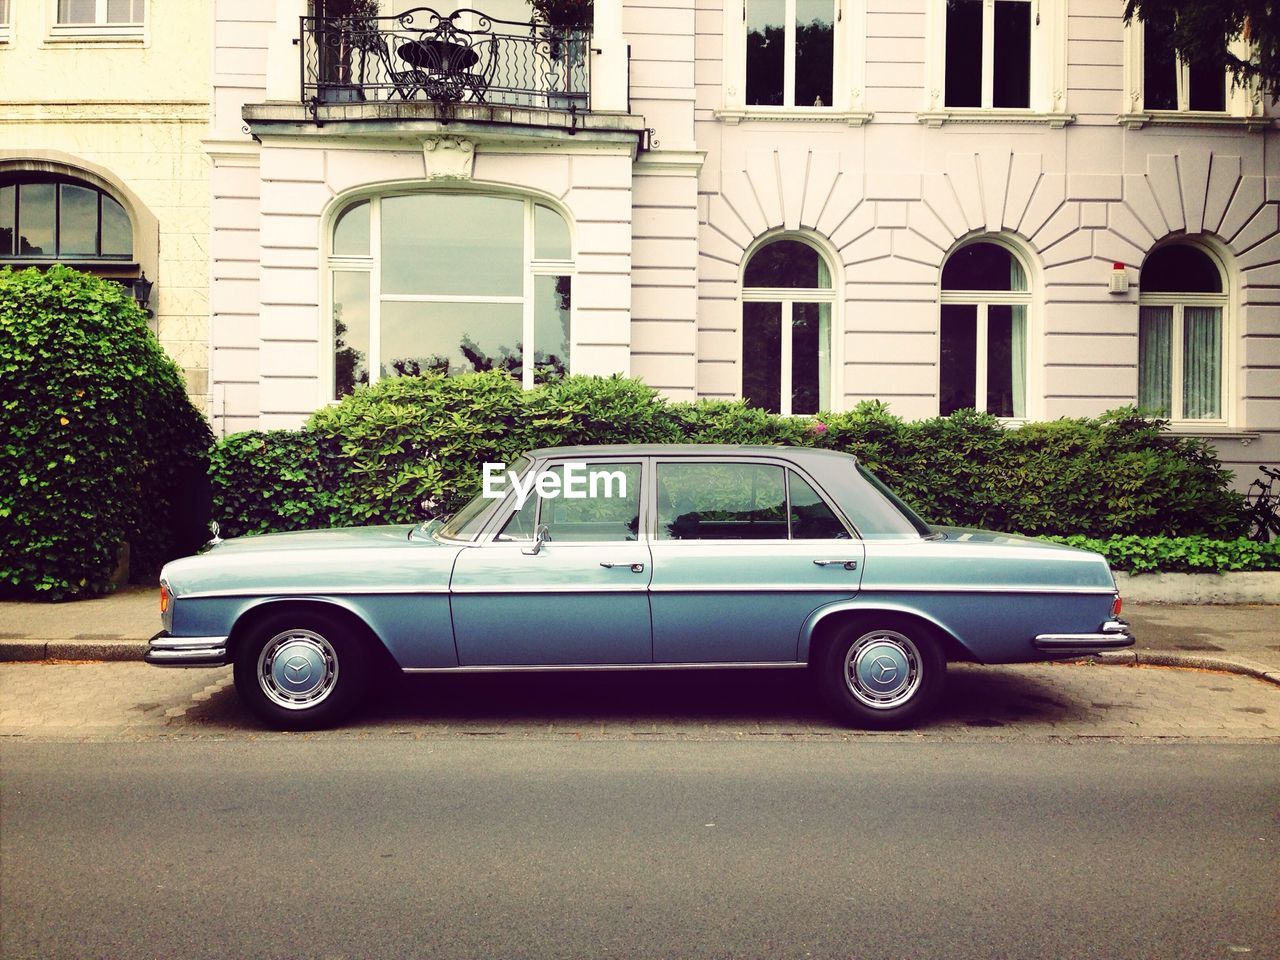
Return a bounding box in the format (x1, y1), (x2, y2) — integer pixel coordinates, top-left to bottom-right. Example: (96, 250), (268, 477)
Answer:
(437, 455), (532, 541)
(854, 463), (934, 538)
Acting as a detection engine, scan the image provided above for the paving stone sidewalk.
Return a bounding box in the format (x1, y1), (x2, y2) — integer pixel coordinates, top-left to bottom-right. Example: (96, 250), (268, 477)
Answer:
(0, 585), (1276, 685)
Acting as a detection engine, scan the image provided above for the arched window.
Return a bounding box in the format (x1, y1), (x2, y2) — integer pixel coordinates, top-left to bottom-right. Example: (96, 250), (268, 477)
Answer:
(0, 174), (132, 262)
(327, 192), (572, 398)
(741, 238), (834, 416)
(939, 240), (1030, 418)
(1139, 244), (1227, 422)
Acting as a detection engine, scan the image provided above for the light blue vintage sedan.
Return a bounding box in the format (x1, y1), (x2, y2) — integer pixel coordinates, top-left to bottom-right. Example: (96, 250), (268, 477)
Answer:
(148, 445), (1133, 730)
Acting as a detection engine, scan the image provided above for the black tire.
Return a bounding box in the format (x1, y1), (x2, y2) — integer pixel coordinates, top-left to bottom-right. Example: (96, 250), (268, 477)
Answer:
(232, 610), (370, 731)
(816, 618), (946, 729)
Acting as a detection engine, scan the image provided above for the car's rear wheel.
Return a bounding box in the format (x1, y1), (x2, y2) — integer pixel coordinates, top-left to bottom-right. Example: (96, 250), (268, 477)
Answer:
(233, 611), (369, 731)
(817, 620), (946, 729)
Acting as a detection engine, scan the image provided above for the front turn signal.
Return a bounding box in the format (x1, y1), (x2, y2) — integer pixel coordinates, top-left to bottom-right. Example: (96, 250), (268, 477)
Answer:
(159, 582), (170, 615)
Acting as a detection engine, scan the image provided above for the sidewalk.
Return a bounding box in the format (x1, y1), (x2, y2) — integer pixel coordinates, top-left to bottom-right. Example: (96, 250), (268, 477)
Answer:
(0, 586), (1276, 685)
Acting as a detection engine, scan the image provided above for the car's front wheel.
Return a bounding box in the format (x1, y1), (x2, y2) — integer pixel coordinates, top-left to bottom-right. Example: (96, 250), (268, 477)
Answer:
(817, 619), (946, 729)
(233, 611), (370, 730)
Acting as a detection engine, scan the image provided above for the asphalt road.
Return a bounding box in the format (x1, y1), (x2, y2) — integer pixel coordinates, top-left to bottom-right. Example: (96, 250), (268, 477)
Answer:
(3, 740), (1277, 960)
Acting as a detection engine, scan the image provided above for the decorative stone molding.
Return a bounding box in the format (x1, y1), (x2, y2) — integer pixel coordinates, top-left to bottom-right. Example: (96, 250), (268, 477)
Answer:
(422, 136), (476, 180)
(916, 109), (1075, 129)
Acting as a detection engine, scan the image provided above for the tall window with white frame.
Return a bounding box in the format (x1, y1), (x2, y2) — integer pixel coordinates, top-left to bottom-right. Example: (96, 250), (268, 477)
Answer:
(944, 0), (1031, 109)
(1138, 244), (1227, 423)
(939, 241), (1030, 418)
(746, 0), (836, 107)
(1141, 13), (1226, 112)
(327, 193), (573, 399)
(741, 239), (834, 416)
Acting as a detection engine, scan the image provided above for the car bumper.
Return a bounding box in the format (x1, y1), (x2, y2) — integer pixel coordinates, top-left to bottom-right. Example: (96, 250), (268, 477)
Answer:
(145, 631), (230, 667)
(1032, 619), (1135, 657)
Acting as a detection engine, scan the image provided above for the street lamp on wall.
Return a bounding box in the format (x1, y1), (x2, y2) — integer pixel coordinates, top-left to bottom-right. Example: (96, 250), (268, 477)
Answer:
(132, 272), (158, 334)
(132, 272), (154, 319)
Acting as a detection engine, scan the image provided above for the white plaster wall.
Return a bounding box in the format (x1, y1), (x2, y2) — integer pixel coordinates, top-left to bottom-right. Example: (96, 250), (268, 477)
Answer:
(226, 143), (638, 430)
(0, 0), (212, 407)
(683, 0), (1280, 477)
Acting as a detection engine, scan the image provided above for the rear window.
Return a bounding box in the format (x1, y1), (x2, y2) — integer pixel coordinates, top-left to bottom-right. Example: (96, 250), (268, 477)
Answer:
(854, 464), (932, 538)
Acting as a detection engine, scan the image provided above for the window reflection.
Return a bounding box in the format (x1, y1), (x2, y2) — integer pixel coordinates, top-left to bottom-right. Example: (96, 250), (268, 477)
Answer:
(381, 194), (523, 297)
(0, 177), (133, 261)
(329, 194), (573, 396)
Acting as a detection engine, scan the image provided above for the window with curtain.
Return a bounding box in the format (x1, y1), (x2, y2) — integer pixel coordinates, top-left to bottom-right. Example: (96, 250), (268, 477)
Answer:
(57, 0), (144, 24)
(741, 238), (834, 416)
(1138, 244), (1227, 422)
(746, 0), (836, 107)
(328, 193), (572, 399)
(1140, 13), (1226, 112)
(0, 174), (133, 262)
(944, 0), (1032, 109)
(939, 240), (1029, 418)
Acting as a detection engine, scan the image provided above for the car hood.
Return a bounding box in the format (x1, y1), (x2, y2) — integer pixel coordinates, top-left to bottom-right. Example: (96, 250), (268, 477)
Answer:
(163, 522), (462, 598)
(204, 524), (426, 554)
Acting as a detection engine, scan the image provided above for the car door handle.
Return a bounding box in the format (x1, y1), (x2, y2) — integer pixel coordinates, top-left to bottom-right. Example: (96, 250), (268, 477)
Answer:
(813, 559), (858, 570)
(601, 562), (645, 573)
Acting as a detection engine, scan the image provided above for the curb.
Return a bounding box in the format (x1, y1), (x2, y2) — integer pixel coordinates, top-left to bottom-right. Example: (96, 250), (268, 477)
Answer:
(1086, 649), (1280, 687)
(1, 639), (147, 662)
(3, 639), (1278, 688)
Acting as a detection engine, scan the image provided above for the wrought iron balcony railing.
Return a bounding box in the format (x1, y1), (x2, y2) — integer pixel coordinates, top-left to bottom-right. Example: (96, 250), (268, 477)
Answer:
(301, 7), (590, 111)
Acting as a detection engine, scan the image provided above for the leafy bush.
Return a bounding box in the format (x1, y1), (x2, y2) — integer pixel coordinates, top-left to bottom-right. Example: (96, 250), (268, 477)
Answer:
(1039, 535), (1280, 574)
(208, 372), (1248, 542)
(0, 266), (212, 599)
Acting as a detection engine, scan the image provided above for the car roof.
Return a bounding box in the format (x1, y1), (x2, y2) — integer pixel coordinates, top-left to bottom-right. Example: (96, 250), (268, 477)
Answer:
(524, 444), (859, 465)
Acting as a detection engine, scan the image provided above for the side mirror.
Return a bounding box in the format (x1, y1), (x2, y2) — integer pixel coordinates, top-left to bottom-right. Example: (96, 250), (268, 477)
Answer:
(522, 523), (551, 556)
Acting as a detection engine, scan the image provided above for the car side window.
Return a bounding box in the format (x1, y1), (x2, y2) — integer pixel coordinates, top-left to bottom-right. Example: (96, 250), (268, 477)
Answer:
(497, 462), (641, 543)
(789, 471), (851, 539)
(656, 462), (787, 540)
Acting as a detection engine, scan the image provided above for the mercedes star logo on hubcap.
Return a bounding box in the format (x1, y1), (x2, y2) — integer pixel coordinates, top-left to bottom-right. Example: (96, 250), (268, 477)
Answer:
(283, 656), (313, 683)
(870, 655), (899, 684)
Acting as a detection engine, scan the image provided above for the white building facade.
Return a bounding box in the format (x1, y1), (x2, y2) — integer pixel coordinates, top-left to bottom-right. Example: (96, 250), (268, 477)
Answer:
(208, 0), (1279, 481)
(0, 0), (212, 407)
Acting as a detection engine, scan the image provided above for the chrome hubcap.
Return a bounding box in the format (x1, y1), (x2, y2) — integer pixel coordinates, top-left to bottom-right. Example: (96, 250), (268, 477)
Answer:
(844, 630), (922, 709)
(257, 629), (338, 710)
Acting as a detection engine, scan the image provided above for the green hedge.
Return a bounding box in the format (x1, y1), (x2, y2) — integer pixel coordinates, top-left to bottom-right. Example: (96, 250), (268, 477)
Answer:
(0, 266), (212, 599)
(1040, 535), (1280, 574)
(209, 371), (1247, 542)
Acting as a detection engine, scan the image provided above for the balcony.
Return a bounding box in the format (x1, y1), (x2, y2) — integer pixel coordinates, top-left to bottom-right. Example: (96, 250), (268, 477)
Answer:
(302, 6), (590, 113)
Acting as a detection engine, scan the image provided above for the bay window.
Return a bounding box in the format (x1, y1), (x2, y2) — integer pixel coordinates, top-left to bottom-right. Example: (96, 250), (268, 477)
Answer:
(328, 193), (573, 399)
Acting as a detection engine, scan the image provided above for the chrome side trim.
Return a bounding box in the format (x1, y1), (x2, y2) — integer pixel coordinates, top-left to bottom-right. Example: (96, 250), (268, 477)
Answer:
(403, 661), (810, 674)
(863, 584), (1117, 595)
(177, 585), (450, 599)
(450, 584), (650, 594)
(145, 632), (230, 666)
(647, 584), (859, 593)
(1033, 619), (1135, 655)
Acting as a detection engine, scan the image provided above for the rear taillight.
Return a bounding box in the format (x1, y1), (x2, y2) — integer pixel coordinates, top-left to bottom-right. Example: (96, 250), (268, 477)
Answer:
(159, 583), (170, 615)
(1111, 594), (1122, 617)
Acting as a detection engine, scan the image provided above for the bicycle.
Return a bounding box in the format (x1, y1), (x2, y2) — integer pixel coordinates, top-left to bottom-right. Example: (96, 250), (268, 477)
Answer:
(1245, 465), (1280, 542)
